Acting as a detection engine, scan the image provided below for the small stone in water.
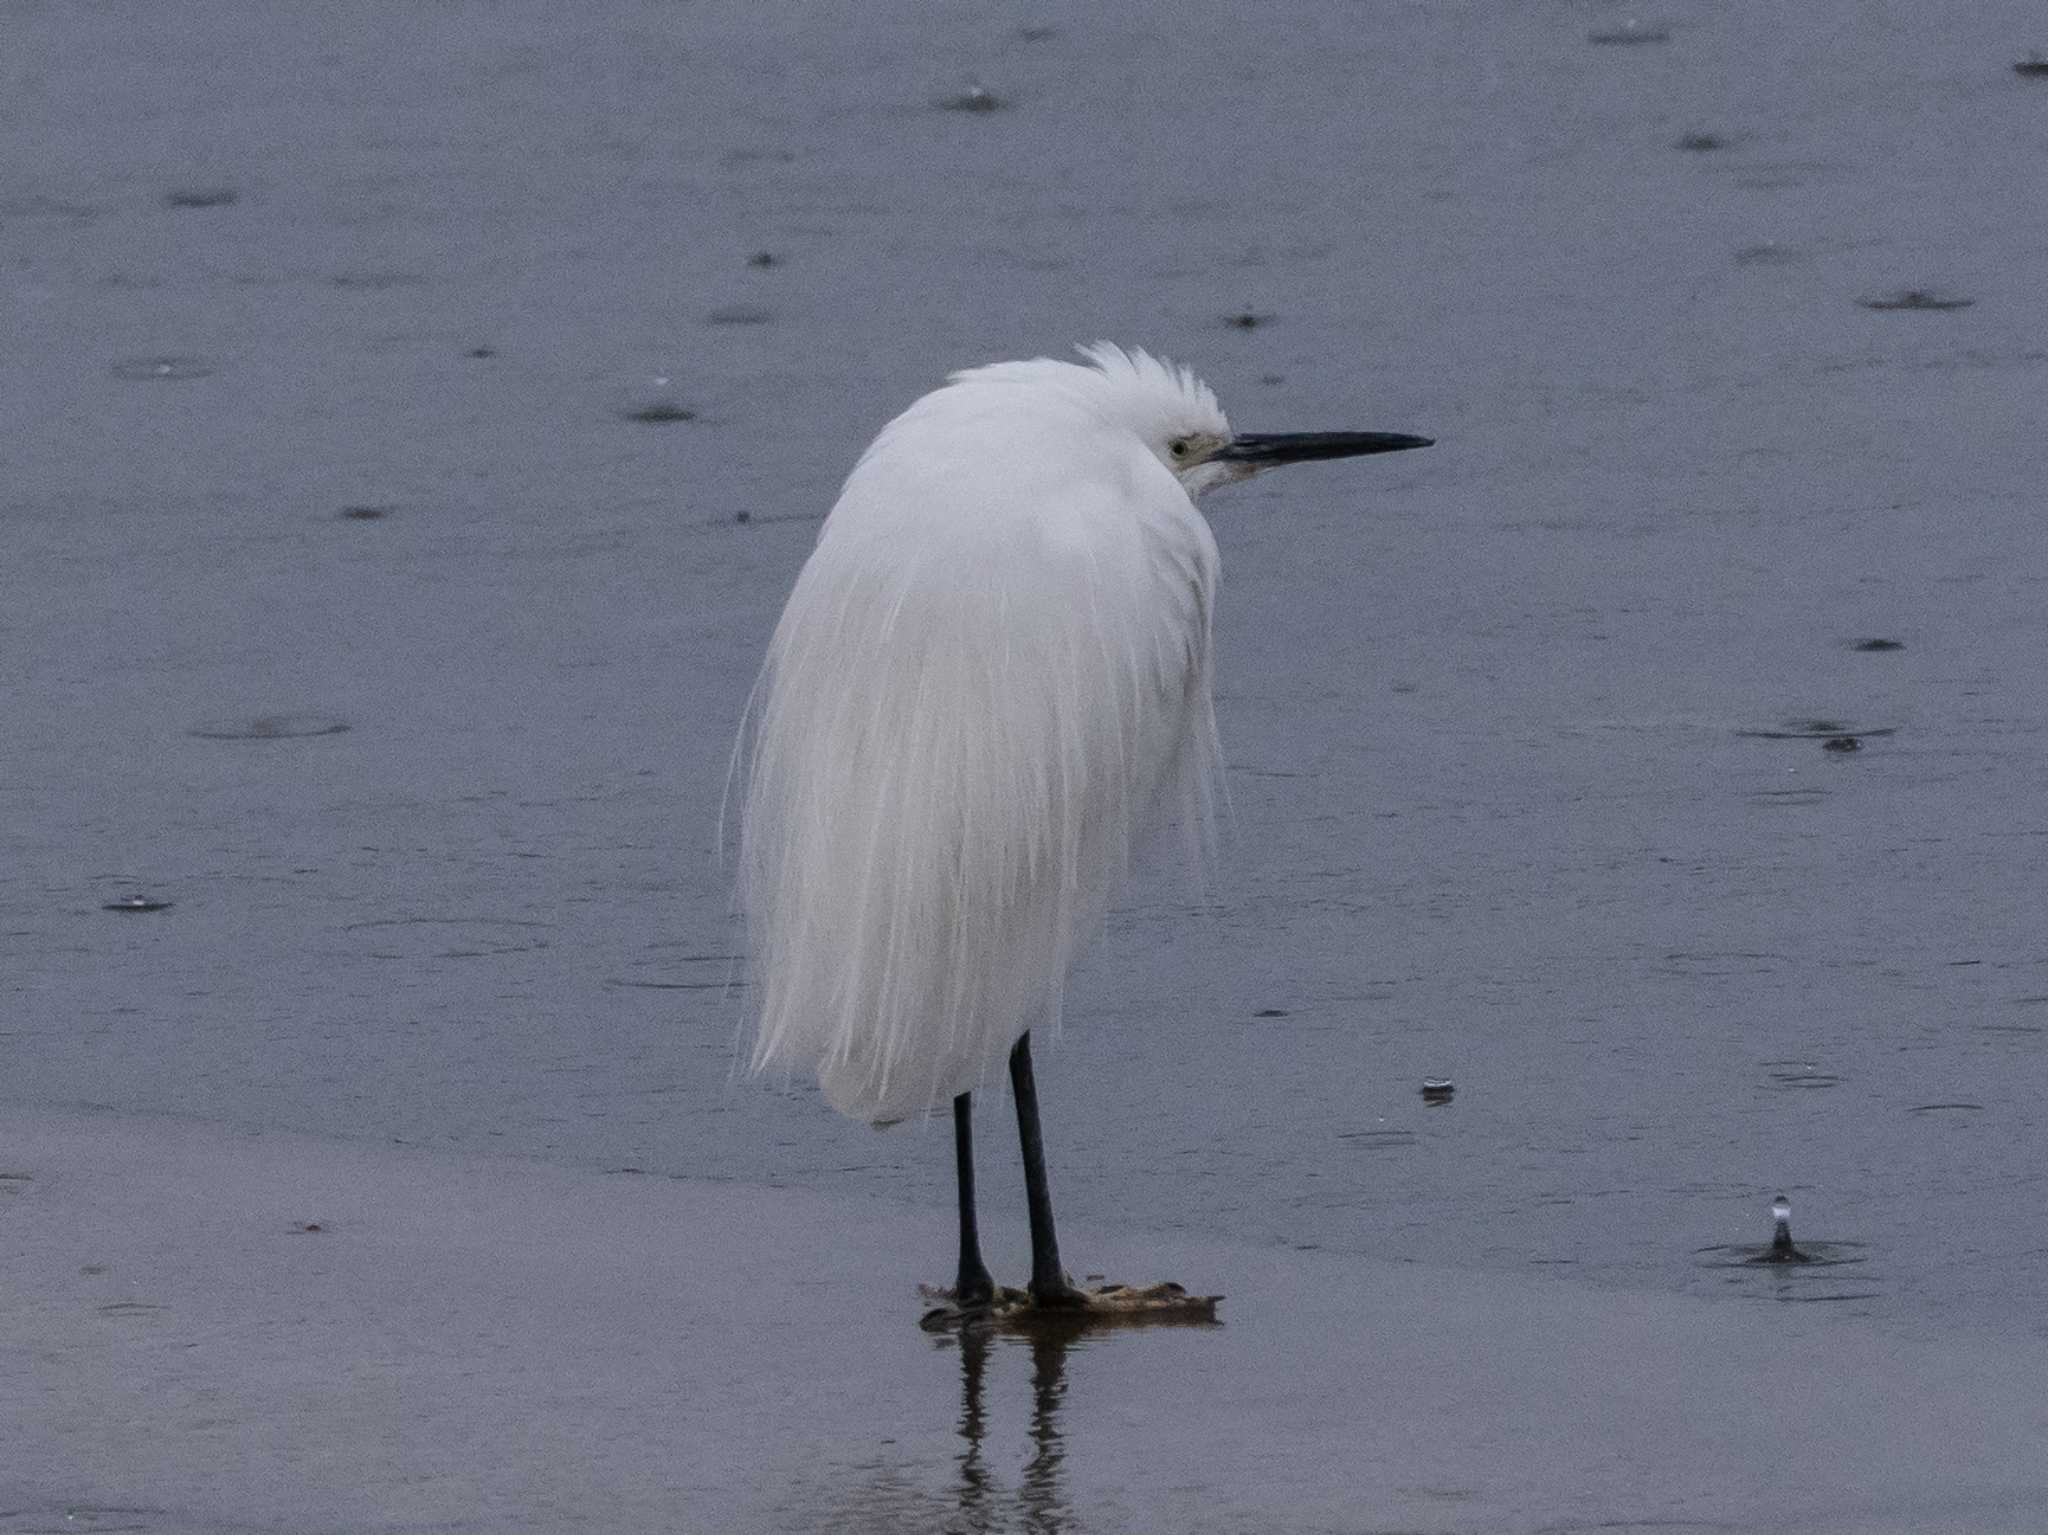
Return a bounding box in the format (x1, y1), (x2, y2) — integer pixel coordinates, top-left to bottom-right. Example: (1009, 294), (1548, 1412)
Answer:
(1421, 1078), (1455, 1101)
(103, 896), (173, 913)
(1821, 735), (1861, 753)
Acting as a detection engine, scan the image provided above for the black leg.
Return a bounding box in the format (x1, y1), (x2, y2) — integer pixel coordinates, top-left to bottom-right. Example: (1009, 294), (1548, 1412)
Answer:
(1009, 1032), (1083, 1306)
(953, 1092), (995, 1303)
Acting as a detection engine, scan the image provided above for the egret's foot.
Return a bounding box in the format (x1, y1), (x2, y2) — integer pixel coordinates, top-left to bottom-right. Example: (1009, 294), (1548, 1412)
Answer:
(1063, 1280), (1222, 1321)
(919, 1278), (1222, 1331)
(918, 1281), (1027, 1331)
(1028, 1274), (1091, 1310)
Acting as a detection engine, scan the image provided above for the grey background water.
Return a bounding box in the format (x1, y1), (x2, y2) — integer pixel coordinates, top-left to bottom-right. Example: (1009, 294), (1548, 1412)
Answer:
(6, 0), (2046, 1345)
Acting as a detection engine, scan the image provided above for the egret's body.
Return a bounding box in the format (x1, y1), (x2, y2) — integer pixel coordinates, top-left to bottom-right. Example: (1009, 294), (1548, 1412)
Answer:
(740, 344), (1429, 1308)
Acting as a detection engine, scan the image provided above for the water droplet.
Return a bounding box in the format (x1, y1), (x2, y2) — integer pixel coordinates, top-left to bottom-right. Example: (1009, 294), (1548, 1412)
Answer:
(1695, 1197), (1869, 1274)
(623, 401), (696, 424)
(1859, 288), (1974, 312)
(111, 355), (214, 381)
(1737, 719), (1895, 741)
(188, 714), (350, 741)
(1760, 1194), (1812, 1262)
(1336, 1128), (1418, 1151)
(329, 270), (426, 290)
(163, 186), (239, 209)
(1589, 21), (1671, 45)
(939, 83), (1006, 113)
(1762, 1063), (1840, 1091)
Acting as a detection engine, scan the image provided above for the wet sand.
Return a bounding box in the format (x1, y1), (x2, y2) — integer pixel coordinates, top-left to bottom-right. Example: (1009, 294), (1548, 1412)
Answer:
(4, 1110), (2045, 1534)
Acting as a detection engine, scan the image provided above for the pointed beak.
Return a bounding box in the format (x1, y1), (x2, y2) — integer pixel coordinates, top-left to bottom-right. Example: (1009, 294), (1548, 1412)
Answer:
(1213, 430), (1434, 467)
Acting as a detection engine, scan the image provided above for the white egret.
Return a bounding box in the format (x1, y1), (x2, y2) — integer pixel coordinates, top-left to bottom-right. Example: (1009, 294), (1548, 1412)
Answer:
(739, 343), (1430, 1309)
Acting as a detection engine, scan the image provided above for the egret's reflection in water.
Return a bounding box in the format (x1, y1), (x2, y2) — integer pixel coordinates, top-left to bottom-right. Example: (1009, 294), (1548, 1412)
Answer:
(775, 1311), (1217, 1533)
(944, 1325), (1075, 1534)
(938, 1305), (1220, 1532)
(954, 1325), (995, 1526)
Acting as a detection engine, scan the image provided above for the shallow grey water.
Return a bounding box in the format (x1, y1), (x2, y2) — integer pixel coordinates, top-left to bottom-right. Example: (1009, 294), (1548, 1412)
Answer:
(5, 0), (2047, 1348)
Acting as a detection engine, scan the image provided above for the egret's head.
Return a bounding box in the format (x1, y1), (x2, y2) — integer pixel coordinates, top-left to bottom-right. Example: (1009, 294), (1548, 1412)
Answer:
(1068, 342), (1237, 496)
(942, 343), (1432, 502)
(1075, 341), (1432, 499)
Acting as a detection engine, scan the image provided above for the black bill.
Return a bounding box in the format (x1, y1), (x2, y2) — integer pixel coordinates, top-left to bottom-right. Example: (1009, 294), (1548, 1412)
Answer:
(1213, 431), (1434, 465)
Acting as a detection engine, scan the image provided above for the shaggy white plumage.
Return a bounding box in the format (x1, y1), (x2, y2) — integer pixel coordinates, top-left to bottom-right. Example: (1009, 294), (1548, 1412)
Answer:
(739, 345), (1226, 1125)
